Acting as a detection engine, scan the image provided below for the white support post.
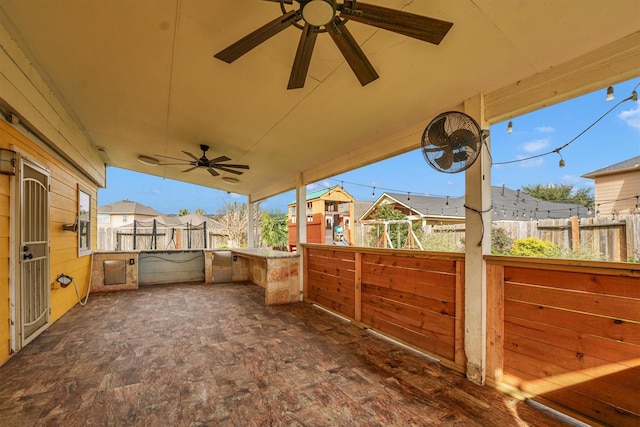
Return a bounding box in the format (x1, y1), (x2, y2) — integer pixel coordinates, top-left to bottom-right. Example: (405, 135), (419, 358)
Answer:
(463, 95), (491, 385)
(247, 197), (255, 248)
(296, 175), (307, 297)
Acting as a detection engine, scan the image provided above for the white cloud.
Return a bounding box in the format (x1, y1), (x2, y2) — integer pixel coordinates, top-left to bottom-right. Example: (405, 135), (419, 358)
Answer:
(151, 188), (161, 195)
(535, 126), (555, 133)
(521, 139), (550, 153)
(619, 105), (640, 129)
(306, 183), (320, 191)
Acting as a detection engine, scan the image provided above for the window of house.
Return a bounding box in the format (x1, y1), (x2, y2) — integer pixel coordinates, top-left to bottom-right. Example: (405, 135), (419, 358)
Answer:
(122, 214), (128, 223)
(78, 185), (92, 256)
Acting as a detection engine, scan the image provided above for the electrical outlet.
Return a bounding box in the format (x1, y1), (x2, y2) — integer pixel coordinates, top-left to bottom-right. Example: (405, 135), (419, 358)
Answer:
(129, 258), (135, 265)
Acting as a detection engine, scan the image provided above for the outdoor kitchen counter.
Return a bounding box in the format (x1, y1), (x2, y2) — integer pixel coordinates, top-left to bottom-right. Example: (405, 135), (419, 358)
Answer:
(231, 249), (300, 305)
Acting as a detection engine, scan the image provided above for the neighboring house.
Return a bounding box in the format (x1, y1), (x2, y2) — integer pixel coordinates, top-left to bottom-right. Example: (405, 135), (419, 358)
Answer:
(288, 185), (355, 251)
(361, 186), (589, 224)
(98, 200), (162, 229)
(98, 204), (228, 250)
(582, 156), (640, 216)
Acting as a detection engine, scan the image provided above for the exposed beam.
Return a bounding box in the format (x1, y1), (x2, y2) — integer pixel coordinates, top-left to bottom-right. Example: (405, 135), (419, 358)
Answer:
(485, 31), (640, 123)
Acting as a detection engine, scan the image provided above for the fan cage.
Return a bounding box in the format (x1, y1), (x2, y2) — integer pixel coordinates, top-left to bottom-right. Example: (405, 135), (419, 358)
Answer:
(421, 111), (482, 174)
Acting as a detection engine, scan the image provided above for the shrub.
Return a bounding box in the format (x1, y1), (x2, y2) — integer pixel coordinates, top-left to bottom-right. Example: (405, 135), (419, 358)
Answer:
(491, 227), (513, 254)
(510, 237), (560, 258)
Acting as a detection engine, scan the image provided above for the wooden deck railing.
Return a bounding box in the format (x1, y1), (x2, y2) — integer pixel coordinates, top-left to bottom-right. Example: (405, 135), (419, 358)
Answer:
(302, 245), (466, 371)
(486, 256), (640, 427)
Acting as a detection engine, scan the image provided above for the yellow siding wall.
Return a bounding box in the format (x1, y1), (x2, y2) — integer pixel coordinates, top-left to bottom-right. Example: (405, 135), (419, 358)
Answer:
(0, 120), (98, 366)
(0, 160), (9, 362)
(595, 172), (640, 215)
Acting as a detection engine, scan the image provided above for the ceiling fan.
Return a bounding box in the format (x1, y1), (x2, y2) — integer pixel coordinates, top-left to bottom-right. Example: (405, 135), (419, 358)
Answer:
(155, 145), (250, 178)
(214, 0), (453, 89)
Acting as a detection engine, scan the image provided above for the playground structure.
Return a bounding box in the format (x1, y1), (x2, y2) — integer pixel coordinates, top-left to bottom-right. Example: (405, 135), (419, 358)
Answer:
(360, 220), (423, 250)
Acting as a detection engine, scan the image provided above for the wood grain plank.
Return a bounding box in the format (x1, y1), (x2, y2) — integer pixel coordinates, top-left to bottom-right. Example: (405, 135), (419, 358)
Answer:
(505, 299), (640, 346)
(505, 316), (640, 367)
(505, 282), (640, 322)
(362, 253), (456, 274)
(361, 310), (454, 360)
(364, 282), (454, 316)
(504, 266), (640, 298)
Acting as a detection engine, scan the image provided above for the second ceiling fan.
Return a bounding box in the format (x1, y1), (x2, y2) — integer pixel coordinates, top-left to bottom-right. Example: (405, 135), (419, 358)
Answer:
(214, 0), (453, 89)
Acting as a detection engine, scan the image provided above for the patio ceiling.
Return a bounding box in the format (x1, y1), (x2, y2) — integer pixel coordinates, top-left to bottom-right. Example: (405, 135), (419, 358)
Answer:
(0, 0), (638, 201)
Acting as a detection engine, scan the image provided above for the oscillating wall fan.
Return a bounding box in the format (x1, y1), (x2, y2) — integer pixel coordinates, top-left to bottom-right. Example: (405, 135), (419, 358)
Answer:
(421, 111), (483, 173)
(214, 0), (453, 89)
(155, 145), (249, 178)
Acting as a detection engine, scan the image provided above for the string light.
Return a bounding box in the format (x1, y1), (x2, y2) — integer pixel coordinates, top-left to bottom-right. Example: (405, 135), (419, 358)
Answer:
(494, 86), (639, 166)
(371, 186), (376, 199)
(606, 86), (614, 101)
(507, 120), (513, 134)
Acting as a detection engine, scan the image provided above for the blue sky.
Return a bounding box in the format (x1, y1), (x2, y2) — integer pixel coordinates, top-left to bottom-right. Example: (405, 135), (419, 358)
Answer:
(98, 79), (640, 215)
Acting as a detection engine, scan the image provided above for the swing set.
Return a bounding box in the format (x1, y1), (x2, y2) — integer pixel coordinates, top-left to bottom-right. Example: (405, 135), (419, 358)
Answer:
(361, 220), (423, 250)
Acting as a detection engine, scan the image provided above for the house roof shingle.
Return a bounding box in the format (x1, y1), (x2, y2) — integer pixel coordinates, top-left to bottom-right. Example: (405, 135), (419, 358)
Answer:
(98, 200), (162, 216)
(582, 156), (640, 178)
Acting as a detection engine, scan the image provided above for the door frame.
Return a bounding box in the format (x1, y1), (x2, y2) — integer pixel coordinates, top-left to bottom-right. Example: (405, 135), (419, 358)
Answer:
(12, 154), (51, 351)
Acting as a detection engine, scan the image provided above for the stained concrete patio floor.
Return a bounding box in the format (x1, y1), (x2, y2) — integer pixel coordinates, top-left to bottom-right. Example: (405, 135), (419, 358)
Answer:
(0, 282), (569, 426)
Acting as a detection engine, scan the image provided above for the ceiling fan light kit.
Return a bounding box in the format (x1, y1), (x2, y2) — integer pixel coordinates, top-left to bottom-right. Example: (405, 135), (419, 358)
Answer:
(214, 0), (453, 89)
(302, 0), (336, 26)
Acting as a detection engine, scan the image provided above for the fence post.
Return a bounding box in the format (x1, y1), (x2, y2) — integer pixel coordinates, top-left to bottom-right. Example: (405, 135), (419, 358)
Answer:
(486, 262), (504, 383)
(571, 215), (580, 254)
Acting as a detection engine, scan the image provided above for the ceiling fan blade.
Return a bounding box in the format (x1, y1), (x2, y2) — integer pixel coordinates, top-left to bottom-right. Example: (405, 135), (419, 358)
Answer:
(213, 163), (250, 170)
(325, 17), (379, 86)
(182, 151), (200, 161)
(182, 166), (199, 173)
(157, 162), (192, 166)
(214, 10), (302, 63)
(208, 155), (231, 164)
(263, 0), (293, 3)
(155, 154), (190, 162)
(288, 23), (318, 89)
(342, 2), (453, 45)
(207, 168), (220, 177)
(434, 149), (454, 170)
(212, 165), (245, 175)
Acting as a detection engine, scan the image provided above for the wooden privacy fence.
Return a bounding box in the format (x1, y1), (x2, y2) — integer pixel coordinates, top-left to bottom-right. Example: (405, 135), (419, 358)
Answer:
(424, 214), (639, 262)
(486, 256), (640, 427)
(303, 245), (466, 371)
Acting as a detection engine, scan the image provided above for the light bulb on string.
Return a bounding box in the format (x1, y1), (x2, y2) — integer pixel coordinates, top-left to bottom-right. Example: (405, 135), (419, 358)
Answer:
(371, 187), (376, 199)
(606, 86), (614, 102)
(507, 120), (513, 134)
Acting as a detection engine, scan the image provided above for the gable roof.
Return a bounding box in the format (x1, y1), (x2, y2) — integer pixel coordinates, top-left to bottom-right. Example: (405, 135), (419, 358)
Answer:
(288, 185), (353, 205)
(582, 156), (640, 178)
(361, 186), (589, 221)
(98, 200), (162, 216)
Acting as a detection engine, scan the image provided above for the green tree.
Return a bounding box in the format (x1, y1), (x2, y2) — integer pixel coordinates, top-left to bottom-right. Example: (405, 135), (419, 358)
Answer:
(260, 210), (288, 250)
(194, 208), (206, 216)
(522, 184), (593, 207)
(178, 208), (189, 216)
